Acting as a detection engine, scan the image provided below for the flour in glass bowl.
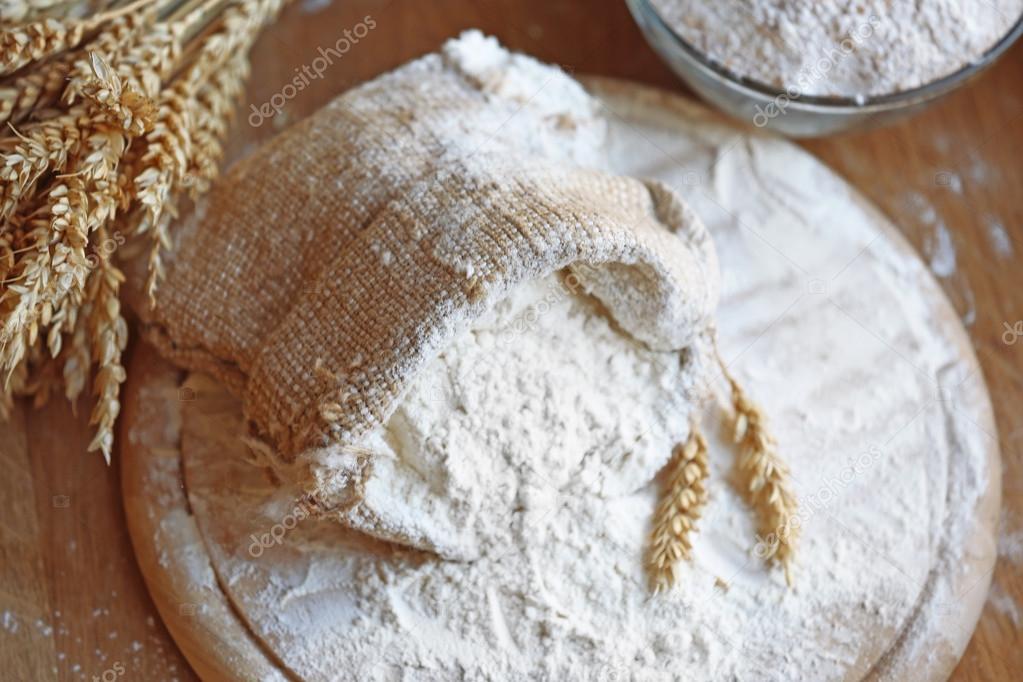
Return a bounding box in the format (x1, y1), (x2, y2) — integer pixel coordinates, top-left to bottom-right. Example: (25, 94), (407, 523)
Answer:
(648, 0), (1023, 97)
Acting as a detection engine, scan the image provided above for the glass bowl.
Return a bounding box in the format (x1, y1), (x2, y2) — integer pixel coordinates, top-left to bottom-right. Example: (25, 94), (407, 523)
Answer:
(626, 0), (1023, 137)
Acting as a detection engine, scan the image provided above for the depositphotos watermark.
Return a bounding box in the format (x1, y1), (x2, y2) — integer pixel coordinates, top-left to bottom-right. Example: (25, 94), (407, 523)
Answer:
(753, 445), (884, 558)
(1002, 320), (1023, 345)
(91, 661), (125, 682)
(247, 499), (316, 557)
(248, 14), (377, 127)
(752, 14), (881, 128)
(49, 230), (125, 299)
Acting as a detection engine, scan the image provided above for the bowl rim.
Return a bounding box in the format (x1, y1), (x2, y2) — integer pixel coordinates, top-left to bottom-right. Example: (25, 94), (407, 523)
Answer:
(630, 0), (1023, 111)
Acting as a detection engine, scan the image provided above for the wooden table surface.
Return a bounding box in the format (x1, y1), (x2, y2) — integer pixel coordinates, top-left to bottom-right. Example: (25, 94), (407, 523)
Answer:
(1, 1), (1020, 680)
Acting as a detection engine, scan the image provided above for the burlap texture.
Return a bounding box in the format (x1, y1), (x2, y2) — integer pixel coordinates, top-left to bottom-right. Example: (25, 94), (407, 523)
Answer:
(141, 32), (719, 470)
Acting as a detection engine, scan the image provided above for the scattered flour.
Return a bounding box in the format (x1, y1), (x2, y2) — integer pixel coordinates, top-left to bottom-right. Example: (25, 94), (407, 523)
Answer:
(988, 518), (1023, 631)
(984, 214), (1014, 258)
(939, 171), (964, 195)
(998, 526), (1023, 565)
(988, 584), (1022, 628)
(898, 191), (978, 326)
(927, 221), (958, 278)
(902, 191), (958, 279)
(966, 150), (996, 186)
(300, 0), (332, 13)
(0, 602), (179, 680)
(649, 0), (1023, 97)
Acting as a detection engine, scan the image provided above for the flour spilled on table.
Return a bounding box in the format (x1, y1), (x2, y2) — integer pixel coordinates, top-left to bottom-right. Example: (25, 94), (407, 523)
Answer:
(899, 190), (977, 327)
(998, 518), (1023, 566)
(988, 584), (1022, 628)
(991, 516), (1023, 628)
(984, 214), (1014, 259)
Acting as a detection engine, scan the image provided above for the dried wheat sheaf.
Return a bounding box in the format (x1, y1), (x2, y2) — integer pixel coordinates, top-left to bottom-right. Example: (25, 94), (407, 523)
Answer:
(0, 0), (288, 462)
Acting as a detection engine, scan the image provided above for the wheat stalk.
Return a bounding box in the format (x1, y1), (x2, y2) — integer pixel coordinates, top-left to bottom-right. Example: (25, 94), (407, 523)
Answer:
(133, 1), (273, 299)
(134, 51), (249, 301)
(0, 17), (147, 226)
(185, 52), (247, 195)
(725, 374), (799, 585)
(0, 0), (158, 75)
(0, 0), (287, 460)
(647, 423), (710, 592)
(0, 348), (29, 419)
(61, 12), (149, 103)
(0, 201), (54, 379)
(83, 229), (125, 463)
(1, 0), (79, 25)
(0, 114), (84, 224)
(0, 51), (74, 127)
(77, 51), (156, 134)
(61, 283), (89, 402)
(134, 79), (190, 300)
(0, 51), (153, 381)
(0, 16), (88, 75)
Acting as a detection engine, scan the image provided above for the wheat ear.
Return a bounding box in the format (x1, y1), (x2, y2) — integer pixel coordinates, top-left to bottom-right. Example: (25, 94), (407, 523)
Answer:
(0, 51), (74, 127)
(0, 0), (76, 24)
(0, 0), (158, 76)
(0, 0), (288, 463)
(723, 370), (798, 585)
(84, 236), (126, 463)
(0, 17), (87, 76)
(647, 423), (710, 592)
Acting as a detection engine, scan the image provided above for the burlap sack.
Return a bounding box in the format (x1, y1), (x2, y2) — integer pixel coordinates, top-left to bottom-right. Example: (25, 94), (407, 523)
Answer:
(141, 32), (719, 509)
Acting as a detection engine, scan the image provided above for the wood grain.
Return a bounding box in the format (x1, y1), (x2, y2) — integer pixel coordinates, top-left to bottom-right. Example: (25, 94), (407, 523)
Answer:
(1, 1), (1020, 679)
(119, 353), (287, 682)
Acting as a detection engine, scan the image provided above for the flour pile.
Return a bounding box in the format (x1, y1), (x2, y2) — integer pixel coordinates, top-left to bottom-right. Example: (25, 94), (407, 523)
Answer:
(649, 0), (1023, 97)
(165, 86), (1002, 681)
(329, 274), (702, 678)
(180, 225), (988, 679)
(151, 31), (998, 682)
(348, 273), (696, 563)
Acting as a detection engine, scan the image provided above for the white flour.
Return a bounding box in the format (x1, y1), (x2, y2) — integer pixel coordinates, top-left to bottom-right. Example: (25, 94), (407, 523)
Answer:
(151, 45), (997, 682)
(171, 108), (997, 680)
(320, 274), (705, 679)
(347, 273), (696, 562)
(649, 0), (1023, 97)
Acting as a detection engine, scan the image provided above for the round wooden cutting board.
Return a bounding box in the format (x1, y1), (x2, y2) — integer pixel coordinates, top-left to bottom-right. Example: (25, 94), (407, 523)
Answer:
(119, 78), (1001, 681)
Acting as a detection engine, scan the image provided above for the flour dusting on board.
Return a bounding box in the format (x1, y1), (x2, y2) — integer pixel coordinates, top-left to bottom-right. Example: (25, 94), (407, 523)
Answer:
(159, 75), (999, 682)
(900, 191), (953, 274)
(989, 517), (1023, 628)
